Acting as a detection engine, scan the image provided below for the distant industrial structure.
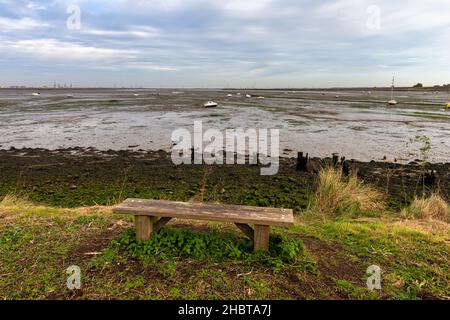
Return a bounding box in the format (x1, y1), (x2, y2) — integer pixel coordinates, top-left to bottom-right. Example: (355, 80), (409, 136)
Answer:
(0, 82), (74, 89)
(53, 81), (73, 89)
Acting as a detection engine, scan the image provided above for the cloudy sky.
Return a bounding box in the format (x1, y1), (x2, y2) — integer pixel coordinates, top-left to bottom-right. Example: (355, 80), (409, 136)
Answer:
(0, 0), (449, 88)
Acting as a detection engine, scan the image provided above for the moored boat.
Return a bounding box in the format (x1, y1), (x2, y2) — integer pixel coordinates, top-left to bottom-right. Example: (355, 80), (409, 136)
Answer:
(388, 77), (397, 105)
(388, 99), (397, 105)
(203, 101), (218, 108)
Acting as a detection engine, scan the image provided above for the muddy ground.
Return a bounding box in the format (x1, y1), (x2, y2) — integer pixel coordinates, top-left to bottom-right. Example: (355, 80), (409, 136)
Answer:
(0, 147), (448, 211)
(1, 88), (449, 162)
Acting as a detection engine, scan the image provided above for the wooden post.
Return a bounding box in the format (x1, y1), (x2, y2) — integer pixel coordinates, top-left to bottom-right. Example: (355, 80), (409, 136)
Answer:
(340, 156), (350, 176)
(254, 225), (270, 252)
(424, 170), (436, 187)
(332, 153), (339, 167)
(296, 152), (308, 171)
(135, 216), (154, 241)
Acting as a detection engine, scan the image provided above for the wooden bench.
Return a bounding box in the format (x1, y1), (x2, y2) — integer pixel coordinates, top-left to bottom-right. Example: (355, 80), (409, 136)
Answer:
(112, 199), (294, 252)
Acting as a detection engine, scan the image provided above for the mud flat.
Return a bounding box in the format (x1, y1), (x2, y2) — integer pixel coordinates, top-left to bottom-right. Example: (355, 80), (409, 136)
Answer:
(1, 88), (449, 163)
(0, 148), (448, 210)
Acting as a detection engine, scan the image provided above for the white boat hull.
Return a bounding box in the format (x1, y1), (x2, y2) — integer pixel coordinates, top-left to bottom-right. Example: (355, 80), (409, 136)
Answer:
(203, 101), (218, 108)
(388, 100), (397, 105)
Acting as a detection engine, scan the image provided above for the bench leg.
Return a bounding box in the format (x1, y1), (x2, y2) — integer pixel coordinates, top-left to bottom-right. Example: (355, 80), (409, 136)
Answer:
(154, 217), (172, 232)
(135, 216), (154, 241)
(235, 223), (254, 242)
(254, 225), (270, 252)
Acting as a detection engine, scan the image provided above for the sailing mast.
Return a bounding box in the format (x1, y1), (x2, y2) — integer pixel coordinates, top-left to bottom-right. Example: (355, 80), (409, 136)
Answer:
(388, 76), (397, 105)
(391, 77), (395, 100)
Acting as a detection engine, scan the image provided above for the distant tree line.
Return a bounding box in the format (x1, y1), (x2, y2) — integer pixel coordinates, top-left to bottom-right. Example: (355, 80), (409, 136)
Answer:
(412, 83), (449, 89)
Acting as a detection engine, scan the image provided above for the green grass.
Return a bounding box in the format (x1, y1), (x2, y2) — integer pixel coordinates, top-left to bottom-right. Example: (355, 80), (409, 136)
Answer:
(290, 219), (450, 299)
(335, 279), (379, 299)
(0, 199), (448, 300)
(1, 158), (448, 300)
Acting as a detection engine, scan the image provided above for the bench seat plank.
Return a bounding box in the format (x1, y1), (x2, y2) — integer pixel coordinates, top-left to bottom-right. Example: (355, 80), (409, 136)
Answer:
(113, 198), (294, 227)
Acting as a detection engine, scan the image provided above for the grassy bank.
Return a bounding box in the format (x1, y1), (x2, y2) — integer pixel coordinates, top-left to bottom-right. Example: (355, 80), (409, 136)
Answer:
(0, 194), (448, 300)
(1, 150), (449, 300)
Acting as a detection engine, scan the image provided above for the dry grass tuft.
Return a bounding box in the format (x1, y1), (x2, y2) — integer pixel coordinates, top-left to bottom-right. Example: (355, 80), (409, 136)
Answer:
(0, 193), (33, 208)
(402, 194), (449, 223)
(0, 193), (115, 220)
(313, 167), (385, 218)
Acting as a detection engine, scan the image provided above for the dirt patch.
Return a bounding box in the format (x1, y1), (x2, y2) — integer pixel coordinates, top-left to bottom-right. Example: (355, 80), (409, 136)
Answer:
(299, 235), (368, 299)
(302, 236), (356, 276)
(67, 223), (128, 261)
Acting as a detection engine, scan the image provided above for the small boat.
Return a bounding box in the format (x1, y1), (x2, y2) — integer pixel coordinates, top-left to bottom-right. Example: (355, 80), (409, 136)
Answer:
(203, 101), (218, 108)
(227, 94), (233, 97)
(388, 77), (397, 105)
(246, 94), (252, 98)
(32, 92), (41, 96)
(66, 94), (74, 98)
(388, 100), (397, 105)
(133, 93), (140, 97)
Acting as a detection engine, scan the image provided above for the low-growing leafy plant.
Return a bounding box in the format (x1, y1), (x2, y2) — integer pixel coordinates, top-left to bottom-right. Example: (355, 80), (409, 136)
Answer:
(100, 227), (315, 274)
(407, 134), (434, 193)
(0, 227), (32, 250)
(408, 134), (431, 168)
(73, 215), (104, 225)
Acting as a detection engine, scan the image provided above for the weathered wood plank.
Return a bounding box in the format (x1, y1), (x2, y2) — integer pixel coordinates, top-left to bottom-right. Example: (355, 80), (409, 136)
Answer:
(254, 225), (270, 252)
(235, 223), (254, 241)
(113, 199), (294, 227)
(154, 217), (172, 232)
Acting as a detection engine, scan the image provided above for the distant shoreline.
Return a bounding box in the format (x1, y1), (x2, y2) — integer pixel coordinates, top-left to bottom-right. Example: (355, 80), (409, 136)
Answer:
(1, 87), (449, 91)
(2, 146), (449, 165)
